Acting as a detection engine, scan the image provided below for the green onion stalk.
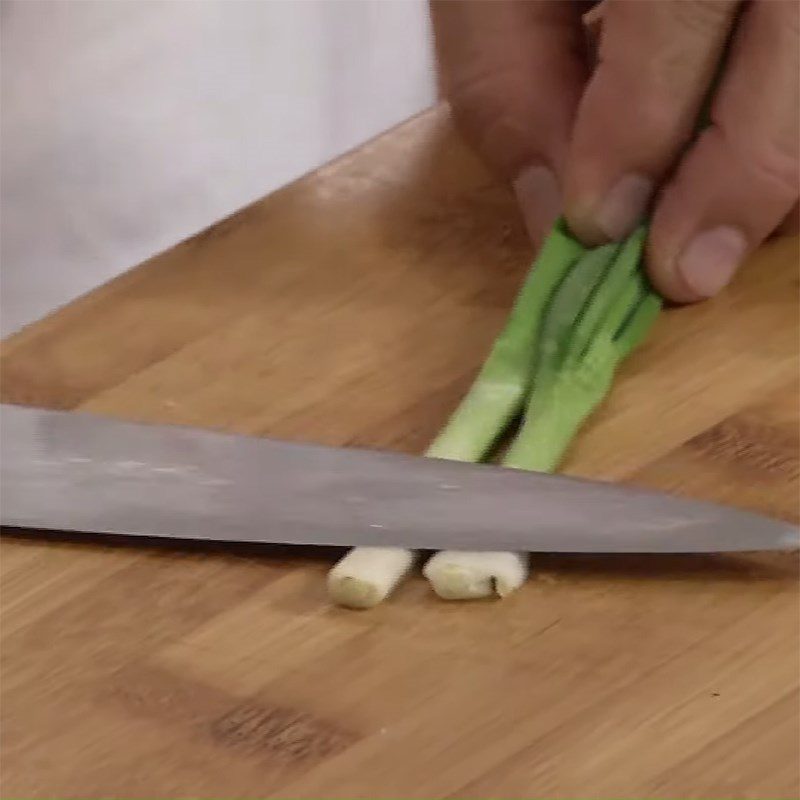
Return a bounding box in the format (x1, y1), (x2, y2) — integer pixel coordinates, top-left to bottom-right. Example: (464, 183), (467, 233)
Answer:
(328, 222), (661, 608)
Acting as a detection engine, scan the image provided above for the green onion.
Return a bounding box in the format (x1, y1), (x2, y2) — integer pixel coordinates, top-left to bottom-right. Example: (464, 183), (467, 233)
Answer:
(426, 220), (585, 462)
(425, 227), (661, 599)
(504, 226), (661, 473)
(329, 222), (661, 608)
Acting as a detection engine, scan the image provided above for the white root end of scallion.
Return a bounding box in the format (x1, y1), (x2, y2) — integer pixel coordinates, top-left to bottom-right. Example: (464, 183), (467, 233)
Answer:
(327, 547), (415, 609)
(423, 550), (529, 600)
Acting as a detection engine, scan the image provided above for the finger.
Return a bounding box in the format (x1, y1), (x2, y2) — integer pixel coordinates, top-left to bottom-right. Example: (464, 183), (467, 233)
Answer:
(648, 0), (799, 301)
(563, 0), (740, 245)
(430, 0), (587, 246)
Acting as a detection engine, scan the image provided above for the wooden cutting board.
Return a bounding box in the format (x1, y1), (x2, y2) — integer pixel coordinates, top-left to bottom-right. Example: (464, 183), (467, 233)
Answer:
(2, 107), (798, 799)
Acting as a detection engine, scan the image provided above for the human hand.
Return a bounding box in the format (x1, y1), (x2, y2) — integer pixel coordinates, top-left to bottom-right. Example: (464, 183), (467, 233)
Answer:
(431, 0), (799, 302)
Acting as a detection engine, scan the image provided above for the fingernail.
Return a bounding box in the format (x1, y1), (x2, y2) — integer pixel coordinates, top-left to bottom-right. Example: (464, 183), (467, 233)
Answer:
(513, 165), (562, 246)
(594, 173), (653, 241)
(677, 226), (747, 298)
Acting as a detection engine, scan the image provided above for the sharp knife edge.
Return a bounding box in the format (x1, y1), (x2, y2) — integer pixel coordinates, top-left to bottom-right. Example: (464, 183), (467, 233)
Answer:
(1, 404), (797, 553)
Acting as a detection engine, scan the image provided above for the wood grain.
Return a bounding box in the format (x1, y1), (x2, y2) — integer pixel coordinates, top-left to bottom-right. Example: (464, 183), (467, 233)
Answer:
(2, 107), (798, 799)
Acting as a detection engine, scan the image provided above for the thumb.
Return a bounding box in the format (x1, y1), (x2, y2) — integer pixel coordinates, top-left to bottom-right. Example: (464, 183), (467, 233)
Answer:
(431, 0), (587, 247)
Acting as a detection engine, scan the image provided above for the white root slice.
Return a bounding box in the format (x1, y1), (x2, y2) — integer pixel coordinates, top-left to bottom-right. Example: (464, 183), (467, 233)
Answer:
(328, 547), (415, 609)
(423, 550), (529, 600)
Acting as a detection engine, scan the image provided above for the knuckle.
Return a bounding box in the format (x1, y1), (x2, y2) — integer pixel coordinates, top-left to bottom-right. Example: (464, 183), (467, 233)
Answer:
(443, 62), (545, 176)
(444, 67), (511, 137)
(669, 0), (737, 37)
(721, 125), (800, 198)
(750, 145), (799, 198)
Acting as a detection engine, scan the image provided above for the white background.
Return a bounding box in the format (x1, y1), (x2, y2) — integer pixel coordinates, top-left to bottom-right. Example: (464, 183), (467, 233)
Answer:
(0, 0), (436, 335)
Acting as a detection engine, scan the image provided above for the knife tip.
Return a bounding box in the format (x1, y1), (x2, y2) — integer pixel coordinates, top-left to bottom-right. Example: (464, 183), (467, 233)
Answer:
(779, 526), (800, 551)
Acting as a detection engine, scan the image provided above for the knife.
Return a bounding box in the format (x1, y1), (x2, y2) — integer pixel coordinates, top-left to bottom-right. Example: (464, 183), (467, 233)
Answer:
(1, 403), (797, 553)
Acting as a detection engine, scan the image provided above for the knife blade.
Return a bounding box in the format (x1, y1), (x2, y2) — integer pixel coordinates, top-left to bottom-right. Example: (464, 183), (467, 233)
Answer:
(1, 403), (797, 553)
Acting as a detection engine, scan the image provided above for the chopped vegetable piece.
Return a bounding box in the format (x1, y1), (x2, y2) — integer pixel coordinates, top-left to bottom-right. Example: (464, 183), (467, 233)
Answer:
(423, 550), (529, 600)
(327, 547), (415, 609)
